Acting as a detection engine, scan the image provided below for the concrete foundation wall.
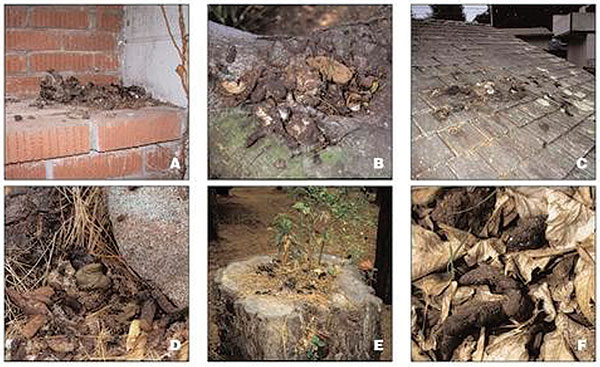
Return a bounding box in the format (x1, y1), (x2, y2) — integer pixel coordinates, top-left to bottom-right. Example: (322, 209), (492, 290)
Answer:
(122, 5), (188, 108)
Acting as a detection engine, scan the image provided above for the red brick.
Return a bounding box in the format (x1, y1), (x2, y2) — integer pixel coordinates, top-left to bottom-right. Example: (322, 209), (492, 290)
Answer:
(94, 109), (184, 152)
(6, 6), (27, 28)
(96, 5), (123, 13)
(30, 8), (89, 29)
(5, 161), (46, 179)
(5, 76), (42, 96)
(98, 13), (122, 32)
(65, 32), (116, 51)
(76, 74), (119, 85)
(6, 30), (62, 51)
(52, 150), (143, 179)
(29, 52), (119, 72)
(145, 144), (181, 173)
(6, 119), (90, 164)
(5, 55), (27, 74)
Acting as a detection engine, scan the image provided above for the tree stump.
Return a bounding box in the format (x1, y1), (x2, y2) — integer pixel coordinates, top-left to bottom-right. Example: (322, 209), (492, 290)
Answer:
(213, 255), (383, 360)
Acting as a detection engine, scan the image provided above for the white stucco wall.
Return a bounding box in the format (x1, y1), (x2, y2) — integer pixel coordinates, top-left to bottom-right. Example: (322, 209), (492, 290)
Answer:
(122, 5), (188, 108)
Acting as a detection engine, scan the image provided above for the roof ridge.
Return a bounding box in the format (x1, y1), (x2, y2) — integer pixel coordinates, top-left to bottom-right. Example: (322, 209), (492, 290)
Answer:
(412, 18), (492, 27)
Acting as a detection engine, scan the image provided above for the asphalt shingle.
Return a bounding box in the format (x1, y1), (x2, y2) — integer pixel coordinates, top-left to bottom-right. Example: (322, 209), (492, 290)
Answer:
(412, 19), (595, 179)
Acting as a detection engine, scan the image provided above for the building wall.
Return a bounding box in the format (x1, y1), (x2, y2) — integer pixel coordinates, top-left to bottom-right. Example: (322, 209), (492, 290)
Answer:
(122, 5), (188, 108)
(4, 5), (188, 180)
(568, 33), (595, 68)
(5, 5), (123, 96)
(585, 33), (595, 67)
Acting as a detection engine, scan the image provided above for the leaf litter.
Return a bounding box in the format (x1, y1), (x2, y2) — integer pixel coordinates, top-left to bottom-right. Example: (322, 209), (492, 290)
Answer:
(411, 187), (595, 361)
(4, 187), (188, 361)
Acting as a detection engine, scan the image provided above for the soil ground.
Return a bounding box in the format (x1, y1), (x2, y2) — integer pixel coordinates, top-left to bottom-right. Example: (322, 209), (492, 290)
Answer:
(208, 187), (391, 360)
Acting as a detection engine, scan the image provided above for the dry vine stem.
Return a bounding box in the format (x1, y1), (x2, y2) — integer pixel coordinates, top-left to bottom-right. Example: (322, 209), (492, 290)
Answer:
(160, 5), (189, 97)
(160, 5), (189, 179)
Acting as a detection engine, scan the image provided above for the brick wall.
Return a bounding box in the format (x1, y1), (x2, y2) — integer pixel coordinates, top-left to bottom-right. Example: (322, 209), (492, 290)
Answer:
(5, 104), (187, 179)
(5, 5), (123, 96)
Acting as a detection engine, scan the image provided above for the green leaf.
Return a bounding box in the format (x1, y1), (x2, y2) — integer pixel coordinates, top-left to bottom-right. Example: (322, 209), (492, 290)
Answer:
(293, 201), (310, 215)
(370, 80), (379, 93)
(310, 335), (321, 345)
(311, 334), (326, 348)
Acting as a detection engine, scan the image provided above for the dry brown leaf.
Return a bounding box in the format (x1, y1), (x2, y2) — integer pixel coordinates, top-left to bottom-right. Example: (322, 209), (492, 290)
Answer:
(306, 56), (353, 84)
(540, 312), (593, 361)
(177, 342), (189, 361)
(412, 225), (454, 279)
(439, 281), (458, 326)
(505, 187), (548, 218)
(453, 286), (476, 306)
(6, 287), (52, 316)
(557, 312), (595, 361)
(47, 336), (75, 353)
(573, 187), (595, 208)
(412, 340), (431, 361)
(413, 273), (452, 299)
(439, 224), (478, 246)
(453, 335), (476, 361)
(574, 234), (595, 325)
(411, 305), (419, 335)
(539, 329), (575, 361)
(483, 327), (530, 361)
(465, 238), (506, 267)
(531, 282), (556, 322)
(29, 287), (54, 304)
(481, 192), (511, 237)
(22, 313), (46, 339)
(472, 327), (486, 361)
(126, 319), (146, 360)
(546, 190), (594, 250)
(506, 249), (552, 284)
(553, 281), (577, 314)
(412, 224), (474, 279)
(412, 187), (441, 206)
(220, 80), (246, 95)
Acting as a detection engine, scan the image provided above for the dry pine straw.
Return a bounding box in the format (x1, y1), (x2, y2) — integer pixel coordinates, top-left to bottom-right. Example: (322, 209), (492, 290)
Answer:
(5, 187), (185, 361)
(229, 262), (338, 306)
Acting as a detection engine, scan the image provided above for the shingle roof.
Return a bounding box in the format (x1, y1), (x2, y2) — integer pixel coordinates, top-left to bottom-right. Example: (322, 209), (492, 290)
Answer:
(412, 19), (595, 179)
(504, 27), (552, 37)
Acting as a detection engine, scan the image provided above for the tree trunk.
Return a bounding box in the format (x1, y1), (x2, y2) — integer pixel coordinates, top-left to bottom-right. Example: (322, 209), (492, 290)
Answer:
(375, 187), (392, 304)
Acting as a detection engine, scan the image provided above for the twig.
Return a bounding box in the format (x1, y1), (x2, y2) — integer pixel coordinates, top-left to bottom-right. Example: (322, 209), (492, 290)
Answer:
(160, 5), (189, 97)
(160, 6), (183, 60)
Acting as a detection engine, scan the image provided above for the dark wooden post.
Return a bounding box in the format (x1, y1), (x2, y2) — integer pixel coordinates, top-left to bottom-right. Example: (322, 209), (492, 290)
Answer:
(374, 187), (391, 304)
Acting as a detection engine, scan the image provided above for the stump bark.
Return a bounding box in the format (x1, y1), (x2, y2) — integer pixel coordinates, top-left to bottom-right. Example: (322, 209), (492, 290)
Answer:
(213, 255), (383, 360)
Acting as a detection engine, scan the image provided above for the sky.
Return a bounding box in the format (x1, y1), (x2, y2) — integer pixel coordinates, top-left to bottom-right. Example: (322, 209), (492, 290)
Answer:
(411, 5), (489, 22)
